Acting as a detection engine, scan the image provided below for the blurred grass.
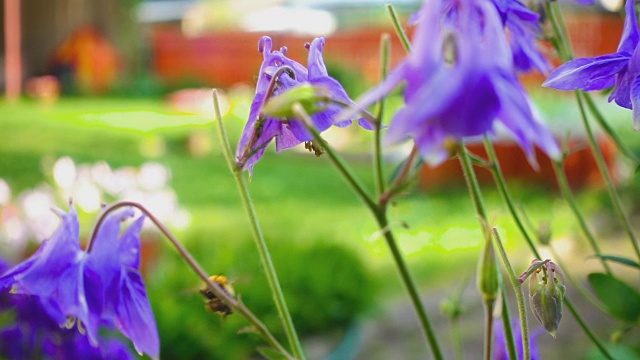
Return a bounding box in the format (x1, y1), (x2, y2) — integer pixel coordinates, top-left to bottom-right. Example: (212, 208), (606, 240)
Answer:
(1, 94), (638, 358)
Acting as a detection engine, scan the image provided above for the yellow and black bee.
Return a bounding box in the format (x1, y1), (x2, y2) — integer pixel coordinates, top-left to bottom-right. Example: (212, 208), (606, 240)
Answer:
(199, 275), (235, 317)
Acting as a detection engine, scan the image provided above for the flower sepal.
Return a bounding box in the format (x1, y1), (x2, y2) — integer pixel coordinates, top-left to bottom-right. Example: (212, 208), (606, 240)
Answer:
(261, 84), (330, 120)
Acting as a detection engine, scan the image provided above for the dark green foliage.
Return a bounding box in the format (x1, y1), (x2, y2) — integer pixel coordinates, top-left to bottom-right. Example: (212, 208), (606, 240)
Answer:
(588, 273), (640, 324)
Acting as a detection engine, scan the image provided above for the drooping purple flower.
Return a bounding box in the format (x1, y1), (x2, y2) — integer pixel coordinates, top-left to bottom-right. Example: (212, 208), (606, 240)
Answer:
(236, 36), (371, 173)
(543, 0), (639, 127)
(342, 0), (560, 166)
(0, 205), (158, 359)
(494, 321), (541, 360)
(0, 255), (135, 360)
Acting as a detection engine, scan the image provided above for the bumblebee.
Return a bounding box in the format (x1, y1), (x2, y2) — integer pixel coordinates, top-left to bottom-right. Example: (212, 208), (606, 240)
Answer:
(200, 275), (235, 317)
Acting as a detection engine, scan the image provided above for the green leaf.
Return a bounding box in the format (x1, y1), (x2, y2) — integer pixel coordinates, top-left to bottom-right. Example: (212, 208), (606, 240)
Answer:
(591, 255), (640, 270)
(588, 273), (640, 323)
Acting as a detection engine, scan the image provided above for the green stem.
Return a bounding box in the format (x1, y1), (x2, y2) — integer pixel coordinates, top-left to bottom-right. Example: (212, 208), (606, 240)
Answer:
(484, 301), (495, 360)
(212, 90), (305, 359)
(451, 317), (463, 360)
(374, 33), (391, 197)
(545, 1), (574, 62)
(459, 146), (487, 220)
(552, 159), (613, 274)
(483, 138), (538, 256)
(583, 93), (640, 164)
(492, 229), (531, 360)
(501, 286), (518, 360)
(575, 92), (640, 263)
(292, 103), (444, 360)
(386, 4), (412, 53)
(565, 299), (613, 360)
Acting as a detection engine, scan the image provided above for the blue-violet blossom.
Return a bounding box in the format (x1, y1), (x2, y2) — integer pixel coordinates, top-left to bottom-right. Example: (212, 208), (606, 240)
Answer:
(236, 36), (371, 173)
(0, 205), (159, 359)
(342, 0), (560, 166)
(543, 0), (639, 128)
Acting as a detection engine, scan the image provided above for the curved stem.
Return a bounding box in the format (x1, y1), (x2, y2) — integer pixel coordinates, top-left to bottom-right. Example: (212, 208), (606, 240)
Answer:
(87, 201), (294, 359)
(492, 229), (530, 360)
(213, 90), (305, 359)
(292, 103), (444, 360)
(575, 91), (640, 263)
(551, 158), (613, 274)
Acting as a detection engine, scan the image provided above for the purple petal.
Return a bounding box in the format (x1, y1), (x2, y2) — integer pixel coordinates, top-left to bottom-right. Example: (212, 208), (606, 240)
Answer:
(619, 0), (640, 54)
(118, 216), (146, 269)
(115, 268), (159, 359)
(307, 37), (328, 80)
(631, 74), (640, 130)
(611, 69), (633, 109)
(543, 54), (630, 90)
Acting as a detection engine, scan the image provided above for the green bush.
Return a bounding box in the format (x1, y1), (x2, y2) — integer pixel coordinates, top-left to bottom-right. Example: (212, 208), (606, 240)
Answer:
(149, 237), (377, 360)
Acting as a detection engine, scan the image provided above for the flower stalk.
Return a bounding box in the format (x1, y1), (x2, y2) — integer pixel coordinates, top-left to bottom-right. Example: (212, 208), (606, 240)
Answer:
(492, 228), (531, 360)
(213, 90), (305, 359)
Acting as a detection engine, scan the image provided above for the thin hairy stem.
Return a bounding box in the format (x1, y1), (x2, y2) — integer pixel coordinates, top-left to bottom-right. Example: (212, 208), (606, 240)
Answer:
(492, 229), (531, 360)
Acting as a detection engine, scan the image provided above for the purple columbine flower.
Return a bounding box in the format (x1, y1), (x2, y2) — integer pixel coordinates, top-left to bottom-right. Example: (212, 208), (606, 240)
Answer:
(341, 0), (560, 166)
(236, 36), (371, 174)
(543, 0), (639, 128)
(0, 256), (135, 359)
(0, 205), (159, 359)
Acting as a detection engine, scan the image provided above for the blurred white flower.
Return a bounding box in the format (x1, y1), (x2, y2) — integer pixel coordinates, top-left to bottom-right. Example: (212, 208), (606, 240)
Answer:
(53, 156), (77, 190)
(138, 162), (170, 191)
(0, 179), (11, 206)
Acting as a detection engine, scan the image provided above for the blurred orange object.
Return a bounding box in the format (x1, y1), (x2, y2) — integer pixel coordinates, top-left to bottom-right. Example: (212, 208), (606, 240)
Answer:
(25, 75), (60, 104)
(50, 26), (120, 94)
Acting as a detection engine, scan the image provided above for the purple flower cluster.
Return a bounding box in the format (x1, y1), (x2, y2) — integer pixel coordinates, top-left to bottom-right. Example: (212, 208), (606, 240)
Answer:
(0, 205), (158, 359)
(342, 0), (559, 166)
(544, 0), (640, 128)
(236, 36), (371, 173)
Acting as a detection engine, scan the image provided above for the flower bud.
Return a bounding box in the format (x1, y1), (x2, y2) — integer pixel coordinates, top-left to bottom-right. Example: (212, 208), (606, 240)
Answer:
(261, 84), (330, 119)
(477, 238), (500, 304)
(528, 260), (565, 338)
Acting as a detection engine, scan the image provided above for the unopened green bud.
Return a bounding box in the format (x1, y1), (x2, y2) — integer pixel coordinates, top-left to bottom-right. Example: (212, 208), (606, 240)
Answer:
(528, 260), (565, 338)
(262, 84), (329, 119)
(477, 238), (500, 304)
(536, 221), (552, 246)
